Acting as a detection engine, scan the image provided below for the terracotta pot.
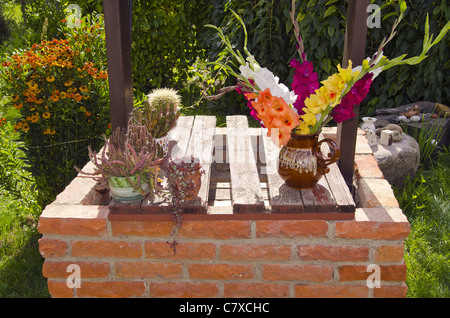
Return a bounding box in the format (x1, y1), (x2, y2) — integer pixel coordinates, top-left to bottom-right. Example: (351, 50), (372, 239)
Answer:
(278, 131), (340, 189)
(170, 162), (203, 202)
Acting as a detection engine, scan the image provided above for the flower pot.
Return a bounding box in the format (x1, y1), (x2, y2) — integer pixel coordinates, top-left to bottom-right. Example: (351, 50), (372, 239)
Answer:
(155, 134), (170, 158)
(278, 131), (340, 189)
(108, 176), (149, 202)
(168, 161), (203, 202)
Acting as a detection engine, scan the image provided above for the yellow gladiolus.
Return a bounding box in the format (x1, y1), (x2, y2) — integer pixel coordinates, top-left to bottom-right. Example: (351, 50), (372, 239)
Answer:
(301, 110), (317, 127)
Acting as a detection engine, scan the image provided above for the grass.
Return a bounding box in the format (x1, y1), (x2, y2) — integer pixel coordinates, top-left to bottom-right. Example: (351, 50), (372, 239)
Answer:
(0, 194), (49, 297)
(395, 147), (450, 298)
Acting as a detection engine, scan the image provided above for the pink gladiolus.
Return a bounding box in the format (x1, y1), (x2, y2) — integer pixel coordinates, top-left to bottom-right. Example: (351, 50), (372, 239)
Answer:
(332, 73), (373, 123)
(290, 59), (320, 115)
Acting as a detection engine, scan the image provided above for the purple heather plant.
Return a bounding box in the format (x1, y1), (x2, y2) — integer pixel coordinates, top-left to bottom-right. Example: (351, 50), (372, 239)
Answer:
(75, 122), (163, 200)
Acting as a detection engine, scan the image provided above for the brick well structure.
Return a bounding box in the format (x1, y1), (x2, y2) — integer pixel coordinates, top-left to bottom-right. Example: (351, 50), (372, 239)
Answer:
(38, 128), (410, 298)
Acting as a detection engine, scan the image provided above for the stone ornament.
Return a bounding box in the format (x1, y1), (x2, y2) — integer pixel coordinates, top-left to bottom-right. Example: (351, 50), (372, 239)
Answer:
(380, 130), (394, 146)
(365, 130), (378, 146)
(376, 124), (403, 142)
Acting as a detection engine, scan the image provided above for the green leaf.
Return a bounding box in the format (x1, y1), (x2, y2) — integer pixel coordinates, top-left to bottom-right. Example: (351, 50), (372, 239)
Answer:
(324, 6), (337, 18)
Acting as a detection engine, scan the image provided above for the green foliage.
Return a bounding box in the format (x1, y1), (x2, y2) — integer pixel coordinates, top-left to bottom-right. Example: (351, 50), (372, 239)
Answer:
(401, 114), (446, 167)
(0, 122), (39, 205)
(395, 147), (450, 297)
(0, 122), (47, 298)
(0, 14), (110, 206)
(130, 0), (210, 94)
(14, 0), (69, 43)
(363, 0), (449, 115)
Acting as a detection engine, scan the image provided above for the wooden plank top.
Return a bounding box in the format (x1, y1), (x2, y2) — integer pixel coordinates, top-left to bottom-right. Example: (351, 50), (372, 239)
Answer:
(226, 116), (265, 213)
(109, 115), (355, 221)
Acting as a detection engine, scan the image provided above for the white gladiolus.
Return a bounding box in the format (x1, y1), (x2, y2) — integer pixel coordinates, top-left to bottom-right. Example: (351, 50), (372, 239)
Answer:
(239, 63), (297, 106)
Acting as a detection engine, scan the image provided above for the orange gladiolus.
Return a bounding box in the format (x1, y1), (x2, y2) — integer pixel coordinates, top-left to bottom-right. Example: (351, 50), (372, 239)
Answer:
(258, 88), (274, 107)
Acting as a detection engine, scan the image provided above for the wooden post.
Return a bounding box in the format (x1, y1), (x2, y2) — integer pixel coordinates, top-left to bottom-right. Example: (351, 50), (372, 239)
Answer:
(336, 0), (370, 186)
(103, 0), (134, 131)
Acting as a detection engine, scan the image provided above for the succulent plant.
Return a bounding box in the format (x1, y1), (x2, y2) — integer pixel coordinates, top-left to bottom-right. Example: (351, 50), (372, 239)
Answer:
(131, 87), (181, 139)
(75, 120), (163, 199)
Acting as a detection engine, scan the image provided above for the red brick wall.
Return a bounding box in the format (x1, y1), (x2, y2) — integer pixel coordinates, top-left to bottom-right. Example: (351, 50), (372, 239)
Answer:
(38, 128), (410, 298)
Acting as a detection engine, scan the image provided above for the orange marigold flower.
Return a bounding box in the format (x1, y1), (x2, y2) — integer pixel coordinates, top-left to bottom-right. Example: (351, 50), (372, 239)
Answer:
(64, 80), (73, 87)
(85, 111), (91, 117)
(50, 95), (59, 102)
(12, 94), (20, 102)
(22, 122), (30, 132)
(79, 85), (89, 93)
(42, 111), (51, 119)
(13, 103), (23, 110)
(46, 76), (55, 82)
(60, 92), (67, 99)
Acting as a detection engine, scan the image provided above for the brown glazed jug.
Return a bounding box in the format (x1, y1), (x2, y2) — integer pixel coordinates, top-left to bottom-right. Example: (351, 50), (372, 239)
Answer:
(278, 131), (340, 189)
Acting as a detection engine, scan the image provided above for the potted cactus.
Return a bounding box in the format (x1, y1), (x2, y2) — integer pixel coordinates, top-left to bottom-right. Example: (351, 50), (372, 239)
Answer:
(131, 88), (181, 157)
(76, 121), (164, 202)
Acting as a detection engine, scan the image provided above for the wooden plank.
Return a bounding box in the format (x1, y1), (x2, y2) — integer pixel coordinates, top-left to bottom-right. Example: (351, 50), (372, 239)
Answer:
(169, 116), (195, 160)
(319, 133), (356, 212)
(226, 116), (264, 213)
(185, 116), (216, 211)
(260, 128), (304, 213)
(324, 164), (356, 212)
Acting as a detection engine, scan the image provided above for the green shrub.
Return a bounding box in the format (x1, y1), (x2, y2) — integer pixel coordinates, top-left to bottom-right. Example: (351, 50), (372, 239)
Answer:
(0, 120), (48, 298)
(0, 14), (110, 206)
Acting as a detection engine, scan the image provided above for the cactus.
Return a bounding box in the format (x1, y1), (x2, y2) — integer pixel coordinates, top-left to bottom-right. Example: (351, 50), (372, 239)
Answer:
(75, 121), (164, 200)
(131, 88), (181, 138)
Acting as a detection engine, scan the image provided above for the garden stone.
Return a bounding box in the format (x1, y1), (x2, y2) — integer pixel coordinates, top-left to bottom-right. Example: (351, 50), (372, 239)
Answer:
(370, 132), (420, 189)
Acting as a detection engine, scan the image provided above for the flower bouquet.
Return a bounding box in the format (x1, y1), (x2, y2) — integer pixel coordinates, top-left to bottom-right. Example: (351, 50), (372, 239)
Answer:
(206, 0), (449, 147)
(205, 0), (449, 188)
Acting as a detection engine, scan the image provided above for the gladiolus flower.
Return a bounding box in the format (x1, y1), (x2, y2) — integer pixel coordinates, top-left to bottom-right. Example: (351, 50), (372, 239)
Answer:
(290, 59), (320, 114)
